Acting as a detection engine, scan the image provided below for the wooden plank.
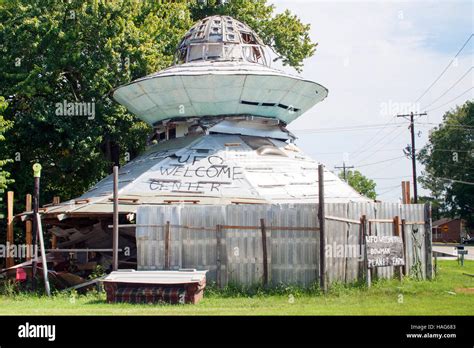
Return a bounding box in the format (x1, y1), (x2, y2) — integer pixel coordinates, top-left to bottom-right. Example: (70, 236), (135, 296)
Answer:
(107, 197), (139, 203)
(325, 215), (361, 224)
(164, 221), (171, 270)
(25, 194), (32, 260)
(111, 223), (318, 231)
(216, 224), (222, 288)
(404, 221), (426, 225)
(424, 203), (433, 280)
(51, 196), (60, 249)
(362, 215), (371, 288)
(405, 181), (411, 204)
(74, 199), (90, 204)
(220, 225), (319, 231)
(112, 166), (119, 271)
(393, 216), (402, 281)
(358, 215), (364, 282)
(401, 219), (407, 276)
(367, 218), (394, 223)
(318, 164), (326, 293)
(401, 182), (407, 204)
(46, 248), (122, 252)
(260, 218), (268, 287)
(6, 191), (14, 268)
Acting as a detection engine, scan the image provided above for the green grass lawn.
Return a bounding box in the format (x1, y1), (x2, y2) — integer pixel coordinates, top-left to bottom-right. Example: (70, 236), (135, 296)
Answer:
(0, 260), (472, 315)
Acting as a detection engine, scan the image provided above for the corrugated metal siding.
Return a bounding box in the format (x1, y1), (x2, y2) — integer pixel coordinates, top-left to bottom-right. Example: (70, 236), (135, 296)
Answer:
(136, 203), (429, 287)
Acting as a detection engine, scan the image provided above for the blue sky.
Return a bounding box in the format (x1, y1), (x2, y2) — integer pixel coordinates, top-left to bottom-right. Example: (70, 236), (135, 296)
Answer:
(271, 0), (473, 202)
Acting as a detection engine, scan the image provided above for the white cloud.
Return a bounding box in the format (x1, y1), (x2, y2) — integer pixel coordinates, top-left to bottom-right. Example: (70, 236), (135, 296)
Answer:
(271, 0), (473, 201)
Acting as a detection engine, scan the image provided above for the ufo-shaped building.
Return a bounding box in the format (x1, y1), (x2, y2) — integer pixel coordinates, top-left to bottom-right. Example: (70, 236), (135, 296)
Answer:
(42, 16), (370, 224)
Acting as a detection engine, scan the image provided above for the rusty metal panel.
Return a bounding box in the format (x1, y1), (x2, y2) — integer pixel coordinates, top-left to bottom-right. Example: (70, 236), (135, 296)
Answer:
(269, 204), (318, 286)
(401, 204), (427, 279)
(136, 202), (428, 287)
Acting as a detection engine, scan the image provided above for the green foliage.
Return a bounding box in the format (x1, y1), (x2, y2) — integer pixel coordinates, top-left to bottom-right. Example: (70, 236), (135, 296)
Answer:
(339, 170), (377, 199)
(204, 281), (322, 298)
(0, 0), (316, 208)
(88, 264), (106, 280)
(0, 261), (472, 315)
(0, 97), (13, 223)
(0, 0), (192, 204)
(0, 279), (21, 296)
(418, 100), (474, 227)
(0, 97), (13, 189)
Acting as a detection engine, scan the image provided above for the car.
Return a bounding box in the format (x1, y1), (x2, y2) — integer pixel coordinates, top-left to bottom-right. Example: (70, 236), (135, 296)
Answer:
(461, 236), (474, 245)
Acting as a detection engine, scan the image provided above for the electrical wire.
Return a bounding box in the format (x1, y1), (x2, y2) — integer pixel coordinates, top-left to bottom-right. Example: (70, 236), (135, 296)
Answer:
(422, 66), (473, 110)
(352, 126), (407, 165)
(435, 177), (474, 185)
(355, 155), (406, 168)
(425, 86), (474, 112)
(415, 34), (473, 103)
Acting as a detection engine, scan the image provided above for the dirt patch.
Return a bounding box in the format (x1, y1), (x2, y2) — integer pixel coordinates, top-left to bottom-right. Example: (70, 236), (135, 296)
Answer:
(455, 288), (474, 294)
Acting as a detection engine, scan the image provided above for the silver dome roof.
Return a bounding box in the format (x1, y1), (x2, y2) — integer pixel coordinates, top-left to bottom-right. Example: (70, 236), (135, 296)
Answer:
(175, 16), (269, 66)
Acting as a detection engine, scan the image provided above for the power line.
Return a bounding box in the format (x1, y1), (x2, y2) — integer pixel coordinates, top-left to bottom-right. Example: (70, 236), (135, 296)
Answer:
(422, 66), (473, 110)
(425, 87), (474, 112)
(335, 162), (354, 180)
(415, 33), (473, 103)
(291, 123), (403, 134)
(435, 177), (474, 185)
(377, 185), (401, 196)
(372, 175), (411, 180)
(354, 155), (406, 168)
(397, 112), (428, 203)
(352, 125), (406, 164)
(350, 116), (401, 161)
(418, 122), (474, 128)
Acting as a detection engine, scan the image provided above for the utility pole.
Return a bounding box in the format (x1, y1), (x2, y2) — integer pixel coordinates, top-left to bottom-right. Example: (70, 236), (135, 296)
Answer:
(397, 112), (427, 203)
(335, 162), (354, 181)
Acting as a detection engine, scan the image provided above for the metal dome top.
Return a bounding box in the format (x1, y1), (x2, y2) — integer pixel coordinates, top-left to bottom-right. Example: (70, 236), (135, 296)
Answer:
(175, 15), (270, 66)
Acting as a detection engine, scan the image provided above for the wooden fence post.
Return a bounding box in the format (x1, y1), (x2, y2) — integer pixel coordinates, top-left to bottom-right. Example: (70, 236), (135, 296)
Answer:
(392, 216), (402, 281)
(401, 219), (407, 276)
(112, 166), (119, 271)
(165, 221), (171, 270)
(25, 194), (32, 260)
(361, 215), (371, 288)
(51, 197), (60, 249)
(424, 203), (433, 280)
(6, 191), (14, 268)
(318, 164), (326, 293)
(358, 215), (364, 282)
(260, 218), (268, 287)
(216, 224), (222, 288)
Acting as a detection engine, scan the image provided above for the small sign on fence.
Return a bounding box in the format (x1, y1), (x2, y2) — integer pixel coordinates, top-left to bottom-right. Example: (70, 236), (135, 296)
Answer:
(366, 235), (405, 268)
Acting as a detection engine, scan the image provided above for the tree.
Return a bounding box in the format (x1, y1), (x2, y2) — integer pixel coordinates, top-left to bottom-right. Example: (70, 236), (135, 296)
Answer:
(0, 97), (13, 238)
(0, 0), (317, 206)
(339, 170), (377, 200)
(0, 0), (192, 205)
(0, 96), (13, 199)
(418, 100), (474, 227)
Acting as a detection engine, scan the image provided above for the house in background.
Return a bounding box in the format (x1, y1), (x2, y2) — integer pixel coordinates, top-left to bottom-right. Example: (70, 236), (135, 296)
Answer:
(432, 218), (469, 243)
